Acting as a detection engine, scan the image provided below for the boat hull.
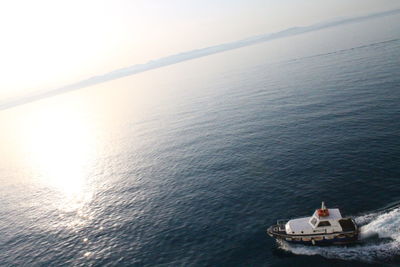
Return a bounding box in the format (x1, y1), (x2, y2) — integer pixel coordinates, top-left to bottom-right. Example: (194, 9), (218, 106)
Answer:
(267, 225), (359, 246)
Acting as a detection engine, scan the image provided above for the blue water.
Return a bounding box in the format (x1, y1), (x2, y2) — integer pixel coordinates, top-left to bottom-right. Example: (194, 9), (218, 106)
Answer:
(1, 15), (400, 266)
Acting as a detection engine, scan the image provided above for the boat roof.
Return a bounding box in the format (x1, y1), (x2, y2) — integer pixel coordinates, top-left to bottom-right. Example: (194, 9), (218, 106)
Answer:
(287, 208), (343, 233)
(287, 217), (313, 233)
(313, 208), (342, 220)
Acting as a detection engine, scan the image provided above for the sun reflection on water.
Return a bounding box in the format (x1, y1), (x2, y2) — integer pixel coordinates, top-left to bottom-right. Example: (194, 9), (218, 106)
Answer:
(18, 101), (98, 214)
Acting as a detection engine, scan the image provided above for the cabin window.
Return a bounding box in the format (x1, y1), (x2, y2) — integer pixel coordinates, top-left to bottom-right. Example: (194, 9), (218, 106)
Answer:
(311, 218), (317, 226)
(317, 221), (331, 227)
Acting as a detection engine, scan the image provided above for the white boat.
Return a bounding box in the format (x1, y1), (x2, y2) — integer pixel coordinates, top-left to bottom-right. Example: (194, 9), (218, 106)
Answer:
(267, 202), (358, 246)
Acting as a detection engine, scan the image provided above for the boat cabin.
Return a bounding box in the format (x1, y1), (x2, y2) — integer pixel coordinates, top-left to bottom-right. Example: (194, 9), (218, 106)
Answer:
(284, 202), (354, 235)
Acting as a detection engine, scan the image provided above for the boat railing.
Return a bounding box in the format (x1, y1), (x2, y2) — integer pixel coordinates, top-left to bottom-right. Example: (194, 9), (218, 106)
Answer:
(277, 219), (289, 231)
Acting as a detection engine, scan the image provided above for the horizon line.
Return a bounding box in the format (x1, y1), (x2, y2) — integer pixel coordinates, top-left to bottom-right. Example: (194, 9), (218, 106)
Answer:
(1, 7), (400, 111)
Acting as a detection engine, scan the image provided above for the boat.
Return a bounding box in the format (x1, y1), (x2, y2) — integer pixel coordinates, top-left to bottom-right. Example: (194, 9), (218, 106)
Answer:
(267, 202), (358, 246)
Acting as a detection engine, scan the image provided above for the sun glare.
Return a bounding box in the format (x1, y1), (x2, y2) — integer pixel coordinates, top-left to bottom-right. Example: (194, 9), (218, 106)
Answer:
(18, 101), (97, 210)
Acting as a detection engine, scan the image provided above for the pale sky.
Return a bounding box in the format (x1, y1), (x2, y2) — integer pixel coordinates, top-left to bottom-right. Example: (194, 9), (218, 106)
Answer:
(0, 0), (399, 99)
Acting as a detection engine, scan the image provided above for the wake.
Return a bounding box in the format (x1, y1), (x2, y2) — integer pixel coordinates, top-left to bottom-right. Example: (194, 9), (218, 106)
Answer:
(278, 203), (400, 263)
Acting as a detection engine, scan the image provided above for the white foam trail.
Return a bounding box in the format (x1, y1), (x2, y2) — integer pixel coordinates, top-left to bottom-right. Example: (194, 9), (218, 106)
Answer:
(278, 207), (400, 263)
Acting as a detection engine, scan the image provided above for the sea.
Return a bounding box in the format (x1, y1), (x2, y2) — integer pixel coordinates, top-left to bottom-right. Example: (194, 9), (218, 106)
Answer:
(0, 13), (400, 267)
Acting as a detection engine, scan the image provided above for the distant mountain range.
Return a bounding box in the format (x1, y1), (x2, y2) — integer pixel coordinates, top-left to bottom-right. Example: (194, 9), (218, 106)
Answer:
(1, 8), (399, 110)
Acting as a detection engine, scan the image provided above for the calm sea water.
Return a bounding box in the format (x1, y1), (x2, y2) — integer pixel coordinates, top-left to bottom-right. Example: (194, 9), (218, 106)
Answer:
(1, 15), (400, 266)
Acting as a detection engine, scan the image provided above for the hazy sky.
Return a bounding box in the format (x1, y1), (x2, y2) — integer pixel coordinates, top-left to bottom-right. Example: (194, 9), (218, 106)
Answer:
(1, 0), (399, 99)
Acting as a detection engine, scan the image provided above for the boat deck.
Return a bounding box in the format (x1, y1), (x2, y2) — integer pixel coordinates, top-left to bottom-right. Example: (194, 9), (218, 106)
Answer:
(339, 218), (357, 231)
